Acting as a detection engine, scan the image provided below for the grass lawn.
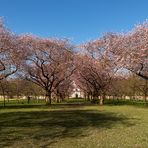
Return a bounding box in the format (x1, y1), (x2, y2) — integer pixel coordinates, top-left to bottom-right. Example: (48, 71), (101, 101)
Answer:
(0, 100), (148, 148)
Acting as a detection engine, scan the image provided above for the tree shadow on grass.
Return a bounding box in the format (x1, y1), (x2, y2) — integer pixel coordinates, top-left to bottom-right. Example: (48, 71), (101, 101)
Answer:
(0, 109), (137, 147)
(0, 103), (94, 110)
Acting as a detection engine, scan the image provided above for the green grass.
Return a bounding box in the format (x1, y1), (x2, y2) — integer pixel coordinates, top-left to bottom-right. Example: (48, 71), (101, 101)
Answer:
(0, 100), (148, 148)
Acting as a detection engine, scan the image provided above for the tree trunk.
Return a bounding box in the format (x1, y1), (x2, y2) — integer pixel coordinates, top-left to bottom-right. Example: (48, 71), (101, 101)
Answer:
(45, 91), (52, 105)
(56, 96), (60, 103)
(99, 96), (103, 105)
(3, 95), (6, 107)
(0, 82), (6, 107)
(17, 95), (20, 104)
(37, 96), (39, 103)
(87, 94), (90, 101)
(144, 95), (147, 103)
(144, 80), (147, 104)
(100, 94), (105, 105)
(1, 86), (6, 107)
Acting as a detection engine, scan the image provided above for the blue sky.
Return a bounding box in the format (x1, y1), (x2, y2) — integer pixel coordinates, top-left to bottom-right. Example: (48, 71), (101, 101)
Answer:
(0, 0), (147, 44)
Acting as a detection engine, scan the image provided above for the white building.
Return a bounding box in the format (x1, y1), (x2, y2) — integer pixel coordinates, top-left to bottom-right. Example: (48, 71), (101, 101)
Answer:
(70, 82), (84, 98)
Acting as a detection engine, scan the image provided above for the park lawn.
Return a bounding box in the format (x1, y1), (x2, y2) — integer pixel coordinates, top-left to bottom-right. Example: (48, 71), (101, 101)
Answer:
(0, 103), (148, 148)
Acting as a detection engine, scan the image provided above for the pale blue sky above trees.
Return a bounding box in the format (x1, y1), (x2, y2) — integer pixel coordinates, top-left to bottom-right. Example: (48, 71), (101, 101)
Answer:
(0, 0), (147, 44)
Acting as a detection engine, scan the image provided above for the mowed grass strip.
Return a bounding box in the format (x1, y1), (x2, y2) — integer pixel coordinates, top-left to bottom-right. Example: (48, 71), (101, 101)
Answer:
(0, 103), (148, 148)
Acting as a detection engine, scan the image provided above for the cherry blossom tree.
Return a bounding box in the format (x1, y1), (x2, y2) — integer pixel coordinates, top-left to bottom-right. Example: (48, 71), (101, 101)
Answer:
(20, 35), (75, 104)
(75, 48), (117, 105)
(104, 21), (148, 80)
(0, 19), (21, 80)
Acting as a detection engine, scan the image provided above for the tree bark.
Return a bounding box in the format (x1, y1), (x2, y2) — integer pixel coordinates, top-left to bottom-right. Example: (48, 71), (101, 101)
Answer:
(3, 95), (6, 107)
(0, 83), (6, 107)
(56, 96), (60, 103)
(100, 94), (105, 105)
(45, 91), (52, 105)
(144, 80), (147, 103)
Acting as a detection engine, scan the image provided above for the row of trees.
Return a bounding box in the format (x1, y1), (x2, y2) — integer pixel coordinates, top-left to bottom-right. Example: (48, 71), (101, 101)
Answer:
(0, 18), (147, 105)
(75, 21), (147, 104)
(0, 73), (147, 104)
(0, 79), (45, 106)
